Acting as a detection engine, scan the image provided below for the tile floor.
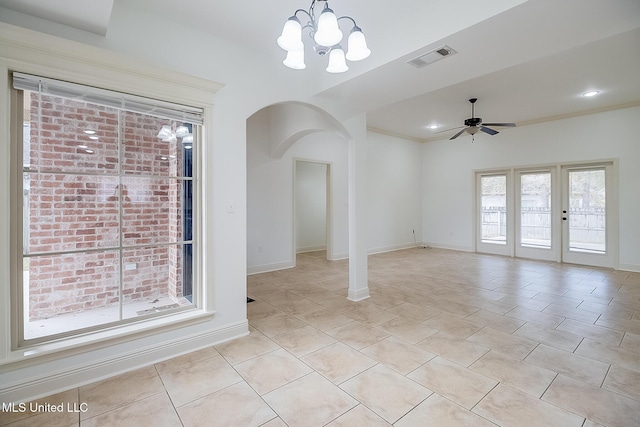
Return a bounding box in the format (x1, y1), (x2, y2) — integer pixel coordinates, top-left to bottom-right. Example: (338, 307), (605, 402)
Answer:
(3, 248), (640, 426)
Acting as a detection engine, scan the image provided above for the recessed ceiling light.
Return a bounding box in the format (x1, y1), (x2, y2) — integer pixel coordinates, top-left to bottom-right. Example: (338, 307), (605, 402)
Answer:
(582, 90), (600, 97)
(428, 124), (440, 129)
(184, 145), (192, 150)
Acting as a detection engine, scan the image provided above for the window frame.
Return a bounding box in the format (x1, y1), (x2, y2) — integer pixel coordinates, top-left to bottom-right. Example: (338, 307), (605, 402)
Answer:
(8, 74), (209, 352)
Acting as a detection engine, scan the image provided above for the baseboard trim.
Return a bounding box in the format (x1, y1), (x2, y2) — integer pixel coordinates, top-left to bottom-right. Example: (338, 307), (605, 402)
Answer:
(247, 261), (295, 275)
(0, 320), (248, 404)
(618, 263), (640, 273)
(367, 242), (416, 255)
(348, 287), (370, 302)
(296, 245), (327, 253)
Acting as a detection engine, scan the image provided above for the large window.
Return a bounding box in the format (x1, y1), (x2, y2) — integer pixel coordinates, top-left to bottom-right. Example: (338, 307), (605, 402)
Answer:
(13, 73), (201, 344)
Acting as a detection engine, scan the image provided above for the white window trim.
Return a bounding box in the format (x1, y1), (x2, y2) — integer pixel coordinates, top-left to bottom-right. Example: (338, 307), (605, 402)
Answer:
(0, 23), (222, 368)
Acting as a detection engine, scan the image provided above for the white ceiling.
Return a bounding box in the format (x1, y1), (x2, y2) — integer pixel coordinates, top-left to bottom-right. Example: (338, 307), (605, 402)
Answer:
(2, 0), (639, 142)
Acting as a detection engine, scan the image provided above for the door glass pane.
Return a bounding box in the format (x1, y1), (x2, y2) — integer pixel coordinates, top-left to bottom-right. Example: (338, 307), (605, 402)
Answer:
(481, 175), (507, 244)
(568, 169), (606, 253)
(520, 172), (551, 248)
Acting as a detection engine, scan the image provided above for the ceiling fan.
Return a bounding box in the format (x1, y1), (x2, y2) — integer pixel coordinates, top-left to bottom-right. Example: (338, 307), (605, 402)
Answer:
(438, 98), (516, 141)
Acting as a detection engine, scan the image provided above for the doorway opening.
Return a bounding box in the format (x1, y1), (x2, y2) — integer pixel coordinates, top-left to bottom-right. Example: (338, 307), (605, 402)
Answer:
(294, 160), (332, 263)
(475, 161), (618, 268)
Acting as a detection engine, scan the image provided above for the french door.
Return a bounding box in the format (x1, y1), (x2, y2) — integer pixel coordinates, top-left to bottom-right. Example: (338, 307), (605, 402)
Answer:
(476, 162), (616, 268)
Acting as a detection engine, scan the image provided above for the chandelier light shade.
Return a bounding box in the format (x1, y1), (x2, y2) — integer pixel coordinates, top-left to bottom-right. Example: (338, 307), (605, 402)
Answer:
(346, 26), (371, 61)
(277, 0), (370, 73)
(314, 5), (342, 47)
(277, 17), (304, 51)
(326, 46), (348, 73)
(283, 48), (306, 69)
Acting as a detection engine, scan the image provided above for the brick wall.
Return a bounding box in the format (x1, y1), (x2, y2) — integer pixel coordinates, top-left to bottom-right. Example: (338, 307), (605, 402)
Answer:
(26, 93), (188, 321)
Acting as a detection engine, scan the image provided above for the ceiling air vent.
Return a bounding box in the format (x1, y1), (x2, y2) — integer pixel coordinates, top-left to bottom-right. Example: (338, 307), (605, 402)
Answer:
(407, 45), (457, 69)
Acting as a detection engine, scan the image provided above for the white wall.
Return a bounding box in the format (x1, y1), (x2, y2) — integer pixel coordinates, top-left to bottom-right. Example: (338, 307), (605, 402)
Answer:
(422, 105), (640, 271)
(296, 161), (327, 253)
(367, 132), (424, 253)
(247, 127), (426, 273)
(247, 108), (349, 273)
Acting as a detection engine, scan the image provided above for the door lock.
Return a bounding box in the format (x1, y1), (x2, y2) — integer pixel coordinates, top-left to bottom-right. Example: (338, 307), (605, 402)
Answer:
(562, 209), (567, 221)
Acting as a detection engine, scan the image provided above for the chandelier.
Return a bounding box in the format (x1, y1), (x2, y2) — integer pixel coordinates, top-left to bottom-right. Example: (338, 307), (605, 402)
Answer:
(277, 0), (371, 73)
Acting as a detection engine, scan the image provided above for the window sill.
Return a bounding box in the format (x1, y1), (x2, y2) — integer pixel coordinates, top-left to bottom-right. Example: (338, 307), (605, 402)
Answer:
(1, 309), (215, 370)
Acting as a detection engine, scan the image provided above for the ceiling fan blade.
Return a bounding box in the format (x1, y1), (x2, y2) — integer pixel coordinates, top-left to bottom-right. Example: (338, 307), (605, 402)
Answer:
(480, 126), (499, 135)
(482, 122), (516, 127)
(434, 125), (465, 135)
(449, 128), (467, 140)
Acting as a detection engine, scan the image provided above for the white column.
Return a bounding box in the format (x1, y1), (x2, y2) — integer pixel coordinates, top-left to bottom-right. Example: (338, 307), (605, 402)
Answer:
(346, 113), (369, 301)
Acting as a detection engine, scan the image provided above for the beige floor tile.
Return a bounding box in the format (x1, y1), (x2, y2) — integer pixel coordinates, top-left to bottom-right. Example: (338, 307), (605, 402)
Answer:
(246, 300), (283, 321)
(259, 418), (288, 427)
(575, 338), (640, 373)
(234, 348), (312, 395)
(470, 350), (557, 397)
(290, 286), (342, 303)
(473, 383), (584, 427)
(621, 332), (640, 351)
(543, 374), (640, 427)
(0, 389), (79, 427)
(177, 382), (276, 427)
(365, 293), (407, 309)
(342, 304), (399, 326)
(499, 296), (550, 312)
(428, 299), (479, 317)
(375, 316), (438, 344)
(81, 392), (181, 427)
(542, 303), (601, 324)
(271, 325), (336, 357)
(270, 297), (327, 316)
(466, 327), (539, 360)
(154, 346), (220, 374)
(301, 342), (377, 384)
(422, 313), (484, 338)
(325, 321), (389, 350)
(602, 365), (640, 400)
(596, 315), (640, 334)
(513, 322), (583, 352)
(578, 301), (635, 319)
(505, 306), (565, 328)
(214, 329), (280, 365)
(324, 404), (391, 427)
(360, 336), (435, 374)
(465, 310), (525, 333)
(416, 331), (490, 367)
(79, 365), (164, 420)
(555, 318), (624, 347)
(463, 297), (517, 315)
(395, 393), (497, 427)
(384, 302), (440, 321)
(407, 356), (498, 409)
(525, 344), (609, 386)
(249, 312), (308, 337)
(160, 355), (243, 407)
(294, 308), (353, 331)
(340, 364), (432, 424)
(263, 372), (357, 427)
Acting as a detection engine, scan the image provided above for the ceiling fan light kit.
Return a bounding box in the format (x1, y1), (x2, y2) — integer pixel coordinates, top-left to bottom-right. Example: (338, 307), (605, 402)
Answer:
(277, 0), (371, 73)
(439, 98), (516, 142)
